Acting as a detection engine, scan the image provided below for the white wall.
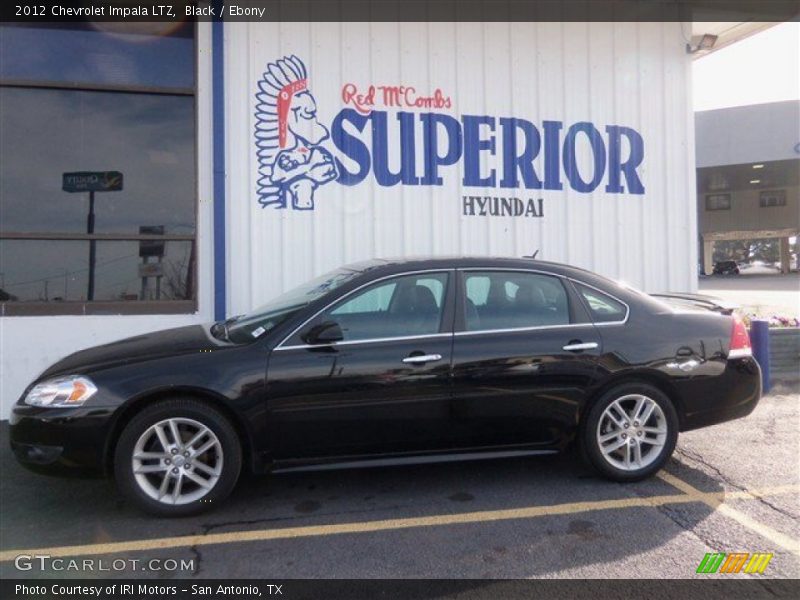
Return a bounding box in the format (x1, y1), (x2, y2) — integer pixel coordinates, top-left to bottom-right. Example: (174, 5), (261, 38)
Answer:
(0, 23), (215, 420)
(224, 21), (698, 318)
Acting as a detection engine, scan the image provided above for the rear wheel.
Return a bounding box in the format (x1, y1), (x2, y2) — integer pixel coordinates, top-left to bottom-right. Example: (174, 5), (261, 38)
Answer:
(582, 383), (678, 481)
(114, 399), (242, 516)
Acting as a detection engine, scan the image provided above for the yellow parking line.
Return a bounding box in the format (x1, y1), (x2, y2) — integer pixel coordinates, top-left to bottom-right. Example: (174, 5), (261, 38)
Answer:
(657, 471), (800, 555)
(0, 483), (797, 562)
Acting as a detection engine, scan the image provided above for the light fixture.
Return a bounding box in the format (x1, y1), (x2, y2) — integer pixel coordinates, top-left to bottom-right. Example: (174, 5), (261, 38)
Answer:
(752, 164), (764, 169)
(750, 179), (761, 184)
(686, 34), (718, 55)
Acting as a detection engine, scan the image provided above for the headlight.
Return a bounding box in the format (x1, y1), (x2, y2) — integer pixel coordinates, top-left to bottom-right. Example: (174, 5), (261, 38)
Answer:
(24, 376), (98, 408)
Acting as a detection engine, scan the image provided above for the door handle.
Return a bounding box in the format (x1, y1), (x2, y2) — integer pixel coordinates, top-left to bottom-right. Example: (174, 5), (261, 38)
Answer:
(562, 342), (599, 352)
(402, 354), (443, 364)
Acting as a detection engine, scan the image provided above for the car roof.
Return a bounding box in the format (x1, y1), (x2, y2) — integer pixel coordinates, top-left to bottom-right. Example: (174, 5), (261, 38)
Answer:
(349, 256), (606, 281)
(347, 256), (672, 315)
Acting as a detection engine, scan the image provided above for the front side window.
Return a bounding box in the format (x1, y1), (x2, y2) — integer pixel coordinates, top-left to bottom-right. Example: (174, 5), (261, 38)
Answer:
(463, 271), (570, 331)
(319, 272), (449, 342)
(574, 283), (628, 323)
(224, 265), (367, 343)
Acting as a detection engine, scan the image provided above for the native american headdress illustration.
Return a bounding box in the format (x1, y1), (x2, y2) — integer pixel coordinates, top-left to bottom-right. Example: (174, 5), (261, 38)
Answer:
(255, 55), (309, 208)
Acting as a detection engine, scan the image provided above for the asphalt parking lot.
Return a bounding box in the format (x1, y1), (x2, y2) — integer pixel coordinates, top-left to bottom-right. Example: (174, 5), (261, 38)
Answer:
(1, 389), (798, 580)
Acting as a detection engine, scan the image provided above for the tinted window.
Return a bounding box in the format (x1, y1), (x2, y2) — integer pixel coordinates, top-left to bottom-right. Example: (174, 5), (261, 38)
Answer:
(0, 88), (195, 235)
(575, 283), (628, 323)
(320, 272), (449, 341)
(463, 271), (570, 331)
(0, 24), (195, 89)
(0, 24), (196, 314)
(225, 266), (365, 343)
(332, 282), (396, 315)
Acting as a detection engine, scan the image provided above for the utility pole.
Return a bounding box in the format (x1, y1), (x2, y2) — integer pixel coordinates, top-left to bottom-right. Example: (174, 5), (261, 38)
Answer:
(87, 190), (96, 301)
(62, 171), (123, 303)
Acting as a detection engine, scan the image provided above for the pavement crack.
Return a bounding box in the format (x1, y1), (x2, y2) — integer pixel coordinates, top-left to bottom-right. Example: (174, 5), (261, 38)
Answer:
(188, 544), (203, 576)
(673, 447), (799, 521)
(627, 484), (730, 554)
(200, 503), (404, 534)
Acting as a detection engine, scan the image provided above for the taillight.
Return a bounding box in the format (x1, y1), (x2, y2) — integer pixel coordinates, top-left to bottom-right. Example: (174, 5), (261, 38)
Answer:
(729, 314), (752, 359)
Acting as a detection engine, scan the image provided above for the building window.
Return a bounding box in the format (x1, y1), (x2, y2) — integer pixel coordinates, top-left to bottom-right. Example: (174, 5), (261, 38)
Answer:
(705, 194), (731, 211)
(759, 190), (787, 208)
(0, 24), (196, 315)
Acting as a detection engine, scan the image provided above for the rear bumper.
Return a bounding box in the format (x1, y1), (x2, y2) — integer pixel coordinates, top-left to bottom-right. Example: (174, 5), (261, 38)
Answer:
(9, 405), (115, 477)
(679, 356), (762, 432)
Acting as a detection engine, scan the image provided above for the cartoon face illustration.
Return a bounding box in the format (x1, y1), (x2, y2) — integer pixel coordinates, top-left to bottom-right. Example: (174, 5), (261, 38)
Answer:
(288, 90), (330, 147)
(255, 55), (338, 211)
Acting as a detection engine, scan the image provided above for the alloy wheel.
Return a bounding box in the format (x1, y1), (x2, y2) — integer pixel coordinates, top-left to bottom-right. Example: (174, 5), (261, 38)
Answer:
(596, 394), (668, 471)
(131, 417), (223, 505)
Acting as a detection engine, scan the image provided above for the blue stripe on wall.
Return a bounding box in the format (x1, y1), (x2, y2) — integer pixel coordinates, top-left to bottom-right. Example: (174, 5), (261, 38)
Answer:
(211, 8), (226, 321)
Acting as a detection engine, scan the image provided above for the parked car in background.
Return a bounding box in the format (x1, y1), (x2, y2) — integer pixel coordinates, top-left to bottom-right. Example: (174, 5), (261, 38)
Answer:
(713, 260), (740, 275)
(10, 257), (761, 516)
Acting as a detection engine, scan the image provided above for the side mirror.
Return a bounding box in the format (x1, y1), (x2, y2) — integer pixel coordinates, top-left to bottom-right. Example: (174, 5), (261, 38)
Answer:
(304, 321), (344, 345)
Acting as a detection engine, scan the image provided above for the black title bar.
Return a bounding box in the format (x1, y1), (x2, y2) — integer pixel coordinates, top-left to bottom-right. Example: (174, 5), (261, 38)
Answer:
(2, 0), (800, 23)
(4, 579), (800, 600)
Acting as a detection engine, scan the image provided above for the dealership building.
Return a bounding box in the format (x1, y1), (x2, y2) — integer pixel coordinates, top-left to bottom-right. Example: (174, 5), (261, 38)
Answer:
(696, 100), (800, 274)
(0, 18), (780, 418)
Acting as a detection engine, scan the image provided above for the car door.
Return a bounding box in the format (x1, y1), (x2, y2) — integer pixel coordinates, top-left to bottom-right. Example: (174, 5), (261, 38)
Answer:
(266, 270), (456, 460)
(449, 269), (602, 449)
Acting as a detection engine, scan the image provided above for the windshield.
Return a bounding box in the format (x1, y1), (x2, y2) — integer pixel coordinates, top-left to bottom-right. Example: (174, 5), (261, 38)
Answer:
(220, 266), (366, 343)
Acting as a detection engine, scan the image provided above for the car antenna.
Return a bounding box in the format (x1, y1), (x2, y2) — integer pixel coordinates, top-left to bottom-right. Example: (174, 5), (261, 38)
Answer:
(523, 249), (540, 260)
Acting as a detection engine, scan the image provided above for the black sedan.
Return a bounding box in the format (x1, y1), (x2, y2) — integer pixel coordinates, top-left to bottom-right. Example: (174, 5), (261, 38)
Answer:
(10, 257), (761, 516)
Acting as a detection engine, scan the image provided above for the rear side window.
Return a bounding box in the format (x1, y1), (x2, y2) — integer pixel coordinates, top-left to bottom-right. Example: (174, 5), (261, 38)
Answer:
(463, 271), (570, 331)
(574, 283), (628, 323)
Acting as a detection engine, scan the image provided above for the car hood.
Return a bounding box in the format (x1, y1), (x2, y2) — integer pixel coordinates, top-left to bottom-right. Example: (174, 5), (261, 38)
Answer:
(39, 324), (230, 379)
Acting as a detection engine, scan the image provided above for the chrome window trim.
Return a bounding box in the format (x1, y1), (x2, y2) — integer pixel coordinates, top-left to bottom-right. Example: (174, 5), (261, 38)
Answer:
(275, 332), (453, 352)
(458, 266), (562, 276)
(274, 269), (454, 350)
(567, 277), (630, 326)
(453, 322), (596, 338)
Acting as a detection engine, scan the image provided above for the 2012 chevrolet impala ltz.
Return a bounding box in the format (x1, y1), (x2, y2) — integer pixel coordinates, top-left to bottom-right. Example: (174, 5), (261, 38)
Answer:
(10, 257), (761, 516)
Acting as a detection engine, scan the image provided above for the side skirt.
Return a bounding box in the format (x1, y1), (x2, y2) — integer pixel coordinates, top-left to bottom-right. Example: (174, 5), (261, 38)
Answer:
(270, 447), (559, 474)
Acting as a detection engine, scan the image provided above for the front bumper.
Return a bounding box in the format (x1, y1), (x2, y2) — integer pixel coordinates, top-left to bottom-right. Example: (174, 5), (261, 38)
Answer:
(10, 405), (116, 477)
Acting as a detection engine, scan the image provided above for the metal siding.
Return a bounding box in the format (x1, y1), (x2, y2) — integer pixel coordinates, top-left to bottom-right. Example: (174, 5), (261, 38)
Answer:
(224, 22), (697, 316)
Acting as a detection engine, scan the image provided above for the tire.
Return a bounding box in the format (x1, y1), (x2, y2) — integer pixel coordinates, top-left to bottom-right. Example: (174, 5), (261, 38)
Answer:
(114, 398), (242, 517)
(581, 383), (678, 482)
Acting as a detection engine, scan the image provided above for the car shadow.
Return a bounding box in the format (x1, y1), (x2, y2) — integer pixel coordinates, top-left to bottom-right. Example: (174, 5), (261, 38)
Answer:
(0, 423), (722, 578)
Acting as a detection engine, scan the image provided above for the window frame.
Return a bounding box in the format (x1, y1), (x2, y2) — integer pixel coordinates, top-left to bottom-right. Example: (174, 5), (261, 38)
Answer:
(705, 193), (731, 211)
(0, 24), (199, 316)
(275, 269), (456, 350)
(759, 190), (787, 208)
(569, 279), (630, 326)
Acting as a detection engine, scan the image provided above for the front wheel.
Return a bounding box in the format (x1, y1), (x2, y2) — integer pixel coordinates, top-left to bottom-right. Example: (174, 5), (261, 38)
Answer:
(581, 383), (678, 482)
(114, 399), (242, 516)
